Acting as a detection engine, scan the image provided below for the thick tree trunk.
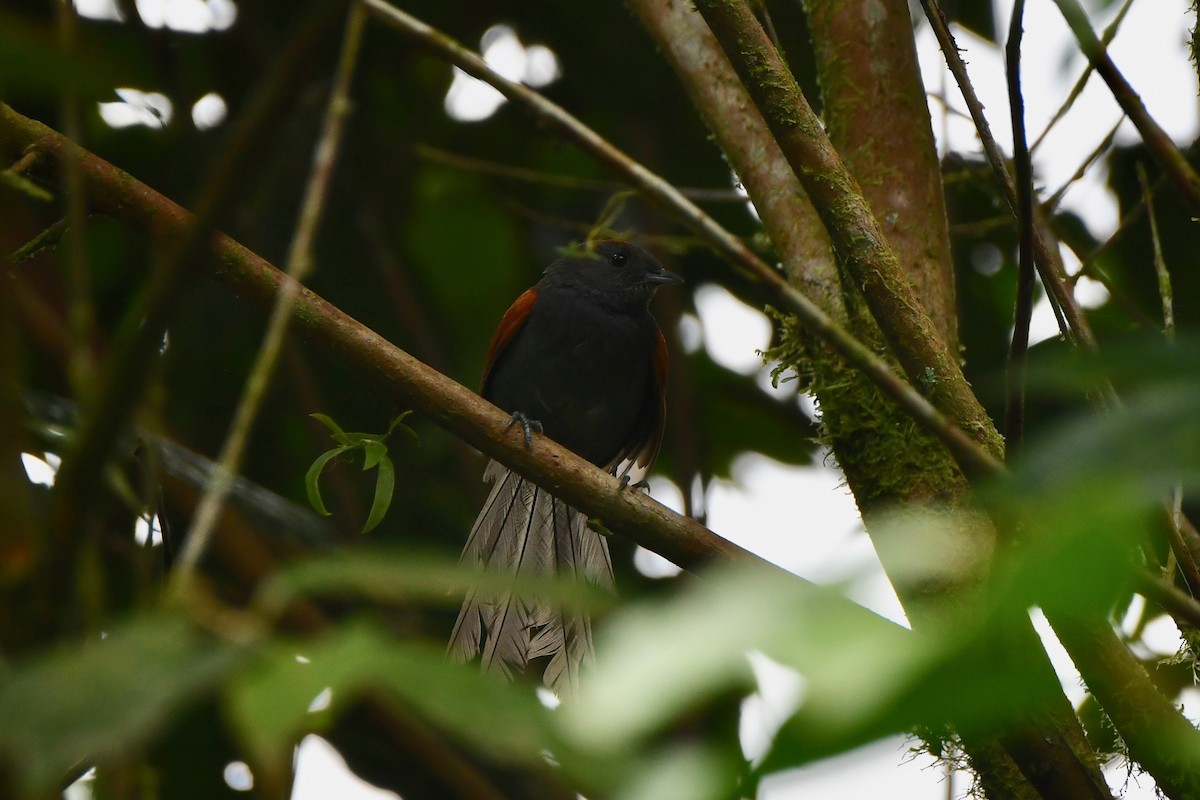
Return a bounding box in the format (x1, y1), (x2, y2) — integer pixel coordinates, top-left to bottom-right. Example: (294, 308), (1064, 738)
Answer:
(631, 1), (1112, 797)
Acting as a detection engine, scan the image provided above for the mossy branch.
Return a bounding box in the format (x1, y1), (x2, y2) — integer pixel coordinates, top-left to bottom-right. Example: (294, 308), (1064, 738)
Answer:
(690, 0), (1005, 469)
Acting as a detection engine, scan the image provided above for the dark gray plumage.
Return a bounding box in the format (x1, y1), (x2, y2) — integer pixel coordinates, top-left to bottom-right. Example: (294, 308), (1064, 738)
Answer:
(448, 242), (680, 693)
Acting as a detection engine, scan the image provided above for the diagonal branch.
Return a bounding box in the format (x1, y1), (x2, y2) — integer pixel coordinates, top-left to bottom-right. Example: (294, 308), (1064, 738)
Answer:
(686, 0), (1005, 470)
(1053, 0), (1200, 218)
(627, 0), (839, 319)
(359, 0), (1003, 479)
(0, 100), (789, 580)
(1048, 614), (1200, 800)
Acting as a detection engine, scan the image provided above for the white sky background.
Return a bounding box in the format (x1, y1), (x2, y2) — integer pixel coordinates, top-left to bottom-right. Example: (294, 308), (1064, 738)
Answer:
(61, 0), (1200, 798)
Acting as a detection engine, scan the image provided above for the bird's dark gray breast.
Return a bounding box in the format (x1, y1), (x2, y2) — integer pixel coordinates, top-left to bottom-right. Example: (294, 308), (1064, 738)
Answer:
(483, 289), (658, 467)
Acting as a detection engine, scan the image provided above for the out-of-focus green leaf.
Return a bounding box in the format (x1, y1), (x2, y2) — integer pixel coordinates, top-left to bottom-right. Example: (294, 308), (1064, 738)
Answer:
(563, 565), (913, 752)
(617, 743), (740, 800)
(1021, 333), (1200, 401)
(252, 549), (609, 618)
(0, 13), (138, 99)
(567, 555), (1084, 776)
(0, 170), (54, 202)
(226, 622), (563, 784)
(0, 612), (242, 796)
(1004, 382), (1200, 501)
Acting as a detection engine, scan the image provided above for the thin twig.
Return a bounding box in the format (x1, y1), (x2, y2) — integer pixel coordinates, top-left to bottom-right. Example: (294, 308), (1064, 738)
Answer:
(7, 217), (71, 265)
(8, 149), (40, 175)
(414, 143), (748, 203)
(56, 0), (96, 393)
(1042, 116), (1124, 214)
(1005, 0), (1035, 456)
(362, 0), (1004, 478)
(1030, 0), (1135, 153)
(1071, 171), (1164, 286)
(1135, 570), (1200, 632)
(1139, 164), (1175, 341)
(172, 3), (368, 592)
(1052, 0), (1200, 217)
(919, 0), (1093, 352)
(1056, 253), (1155, 331)
(40, 0), (351, 576)
(948, 216), (1014, 238)
(1137, 163), (1196, 594)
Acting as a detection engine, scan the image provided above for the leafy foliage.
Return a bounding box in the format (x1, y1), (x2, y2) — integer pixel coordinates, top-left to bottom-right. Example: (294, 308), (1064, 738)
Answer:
(304, 411), (415, 533)
(2, 0), (1200, 799)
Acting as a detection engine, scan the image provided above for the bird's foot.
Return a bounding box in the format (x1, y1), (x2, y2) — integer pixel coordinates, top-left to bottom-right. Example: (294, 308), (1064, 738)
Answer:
(619, 474), (651, 492)
(505, 411), (543, 449)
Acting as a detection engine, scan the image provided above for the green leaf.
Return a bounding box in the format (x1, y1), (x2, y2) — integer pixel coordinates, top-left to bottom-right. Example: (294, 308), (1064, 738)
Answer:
(309, 413), (349, 445)
(386, 411), (418, 443)
(226, 622), (562, 786)
(562, 565), (909, 753)
(0, 170), (53, 202)
(618, 743), (740, 800)
(252, 550), (609, 619)
(361, 454), (395, 533)
(360, 440), (387, 470)
(304, 445), (351, 517)
(0, 613), (242, 796)
(566, 560), (1065, 774)
(1009, 382), (1200, 495)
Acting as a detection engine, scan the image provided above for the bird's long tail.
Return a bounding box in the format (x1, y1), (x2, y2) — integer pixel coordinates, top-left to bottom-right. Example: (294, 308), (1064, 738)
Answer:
(448, 461), (614, 694)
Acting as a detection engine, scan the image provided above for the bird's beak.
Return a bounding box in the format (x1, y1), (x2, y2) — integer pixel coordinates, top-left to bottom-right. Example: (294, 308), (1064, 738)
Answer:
(643, 268), (684, 286)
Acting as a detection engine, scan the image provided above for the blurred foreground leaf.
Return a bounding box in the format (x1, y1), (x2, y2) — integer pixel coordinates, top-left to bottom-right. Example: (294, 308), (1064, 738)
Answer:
(226, 621), (566, 785)
(0, 613), (242, 795)
(253, 548), (610, 618)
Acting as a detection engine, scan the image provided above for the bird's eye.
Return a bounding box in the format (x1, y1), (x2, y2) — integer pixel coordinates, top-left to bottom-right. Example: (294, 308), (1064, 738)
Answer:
(609, 252), (628, 267)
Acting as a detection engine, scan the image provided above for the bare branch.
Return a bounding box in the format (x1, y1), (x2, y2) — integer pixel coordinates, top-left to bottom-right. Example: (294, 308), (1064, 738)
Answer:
(1053, 0), (1200, 218)
(1005, 0), (1036, 455)
(918, 0), (1095, 353)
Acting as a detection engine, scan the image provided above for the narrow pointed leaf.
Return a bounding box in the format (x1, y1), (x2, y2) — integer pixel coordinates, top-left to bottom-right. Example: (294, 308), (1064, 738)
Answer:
(361, 454), (395, 533)
(304, 445), (352, 517)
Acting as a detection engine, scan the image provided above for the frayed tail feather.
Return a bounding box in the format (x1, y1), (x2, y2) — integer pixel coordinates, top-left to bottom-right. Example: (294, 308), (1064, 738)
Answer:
(448, 462), (614, 695)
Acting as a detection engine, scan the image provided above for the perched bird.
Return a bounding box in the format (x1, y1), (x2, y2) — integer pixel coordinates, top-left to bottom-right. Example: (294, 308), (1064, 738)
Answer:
(449, 240), (682, 693)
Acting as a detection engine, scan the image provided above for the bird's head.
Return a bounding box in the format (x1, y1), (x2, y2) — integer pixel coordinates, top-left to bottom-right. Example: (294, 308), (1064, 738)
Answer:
(546, 240), (683, 308)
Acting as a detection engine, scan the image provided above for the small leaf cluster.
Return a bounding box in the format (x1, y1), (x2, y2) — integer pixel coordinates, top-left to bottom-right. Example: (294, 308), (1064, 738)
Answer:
(305, 412), (417, 534)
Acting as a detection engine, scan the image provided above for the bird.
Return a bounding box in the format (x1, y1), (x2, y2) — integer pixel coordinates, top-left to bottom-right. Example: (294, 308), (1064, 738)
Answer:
(448, 240), (682, 693)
